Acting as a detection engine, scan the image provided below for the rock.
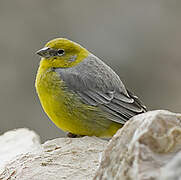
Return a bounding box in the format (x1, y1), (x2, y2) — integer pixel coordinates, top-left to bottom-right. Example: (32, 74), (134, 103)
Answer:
(94, 110), (181, 180)
(0, 135), (107, 180)
(0, 128), (41, 170)
(1, 110), (181, 180)
(159, 151), (181, 180)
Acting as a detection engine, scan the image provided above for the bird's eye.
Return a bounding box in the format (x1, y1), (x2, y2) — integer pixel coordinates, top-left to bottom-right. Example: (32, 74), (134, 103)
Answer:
(57, 49), (65, 56)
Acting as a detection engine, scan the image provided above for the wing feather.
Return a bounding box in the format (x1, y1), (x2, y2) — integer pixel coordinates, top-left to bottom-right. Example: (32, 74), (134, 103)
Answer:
(54, 54), (146, 124)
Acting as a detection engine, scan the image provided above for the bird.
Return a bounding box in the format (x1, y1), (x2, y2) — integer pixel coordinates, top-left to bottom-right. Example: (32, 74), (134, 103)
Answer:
(35, 38), (147, 138)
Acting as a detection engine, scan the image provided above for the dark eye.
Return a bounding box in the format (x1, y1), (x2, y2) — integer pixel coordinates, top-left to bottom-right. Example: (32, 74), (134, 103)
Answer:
(57, 49), (65, 56)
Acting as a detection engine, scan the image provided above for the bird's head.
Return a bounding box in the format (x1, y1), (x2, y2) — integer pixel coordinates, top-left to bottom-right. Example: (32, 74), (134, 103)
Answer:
(36, 38), (89, 68)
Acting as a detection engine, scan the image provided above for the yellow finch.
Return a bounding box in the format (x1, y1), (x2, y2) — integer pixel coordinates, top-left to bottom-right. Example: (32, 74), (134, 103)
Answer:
(35, 38), (146, 137)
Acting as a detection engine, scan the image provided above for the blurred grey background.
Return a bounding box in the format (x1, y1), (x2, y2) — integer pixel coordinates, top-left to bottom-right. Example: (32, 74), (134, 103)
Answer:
(0, 0), (181, 142)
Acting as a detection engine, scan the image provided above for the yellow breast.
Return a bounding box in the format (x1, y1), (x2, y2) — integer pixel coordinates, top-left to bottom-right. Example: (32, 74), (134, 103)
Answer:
(35, 62), (72, 131)
(35, 59), (121, 137)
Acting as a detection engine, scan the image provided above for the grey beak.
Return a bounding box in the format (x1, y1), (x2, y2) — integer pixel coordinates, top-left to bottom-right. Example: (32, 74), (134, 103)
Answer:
(36, 47), (51, 58)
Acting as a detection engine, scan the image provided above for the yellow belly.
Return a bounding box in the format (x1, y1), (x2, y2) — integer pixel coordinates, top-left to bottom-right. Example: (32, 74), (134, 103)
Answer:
(35, 66), (121, 137)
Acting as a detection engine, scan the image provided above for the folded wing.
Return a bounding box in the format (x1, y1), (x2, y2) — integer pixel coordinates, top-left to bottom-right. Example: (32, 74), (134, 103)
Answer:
(54, 54), (147, 124)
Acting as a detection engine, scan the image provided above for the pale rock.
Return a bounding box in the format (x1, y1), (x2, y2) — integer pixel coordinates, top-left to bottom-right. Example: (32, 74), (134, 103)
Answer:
(0, 135), (107, 180)
(1, 110), (181, 180)
(94, 110), (181, 180)
(0, 128), (41, 170)
(159, 151), (181, 180)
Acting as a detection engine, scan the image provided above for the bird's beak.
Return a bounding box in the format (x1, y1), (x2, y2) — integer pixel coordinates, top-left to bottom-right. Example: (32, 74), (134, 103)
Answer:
(36, 47), (51, 58)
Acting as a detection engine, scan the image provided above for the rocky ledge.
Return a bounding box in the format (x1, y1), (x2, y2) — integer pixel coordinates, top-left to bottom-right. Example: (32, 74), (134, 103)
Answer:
(0, 110), (181, 180)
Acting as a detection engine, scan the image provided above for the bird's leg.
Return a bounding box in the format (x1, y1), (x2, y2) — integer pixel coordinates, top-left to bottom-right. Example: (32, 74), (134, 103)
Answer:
(67, 132), (85, 138)
(67, 132), (78, 138)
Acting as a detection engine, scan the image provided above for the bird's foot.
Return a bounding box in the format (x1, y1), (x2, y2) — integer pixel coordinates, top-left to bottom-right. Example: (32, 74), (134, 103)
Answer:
(67, 132), (85, 138)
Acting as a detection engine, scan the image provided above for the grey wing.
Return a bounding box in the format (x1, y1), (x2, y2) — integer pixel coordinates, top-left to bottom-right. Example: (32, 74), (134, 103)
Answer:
(54, 54), (146, 124)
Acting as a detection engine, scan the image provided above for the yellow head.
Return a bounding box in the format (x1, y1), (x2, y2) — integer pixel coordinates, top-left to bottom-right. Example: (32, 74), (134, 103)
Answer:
(36, 38), (89, 68)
